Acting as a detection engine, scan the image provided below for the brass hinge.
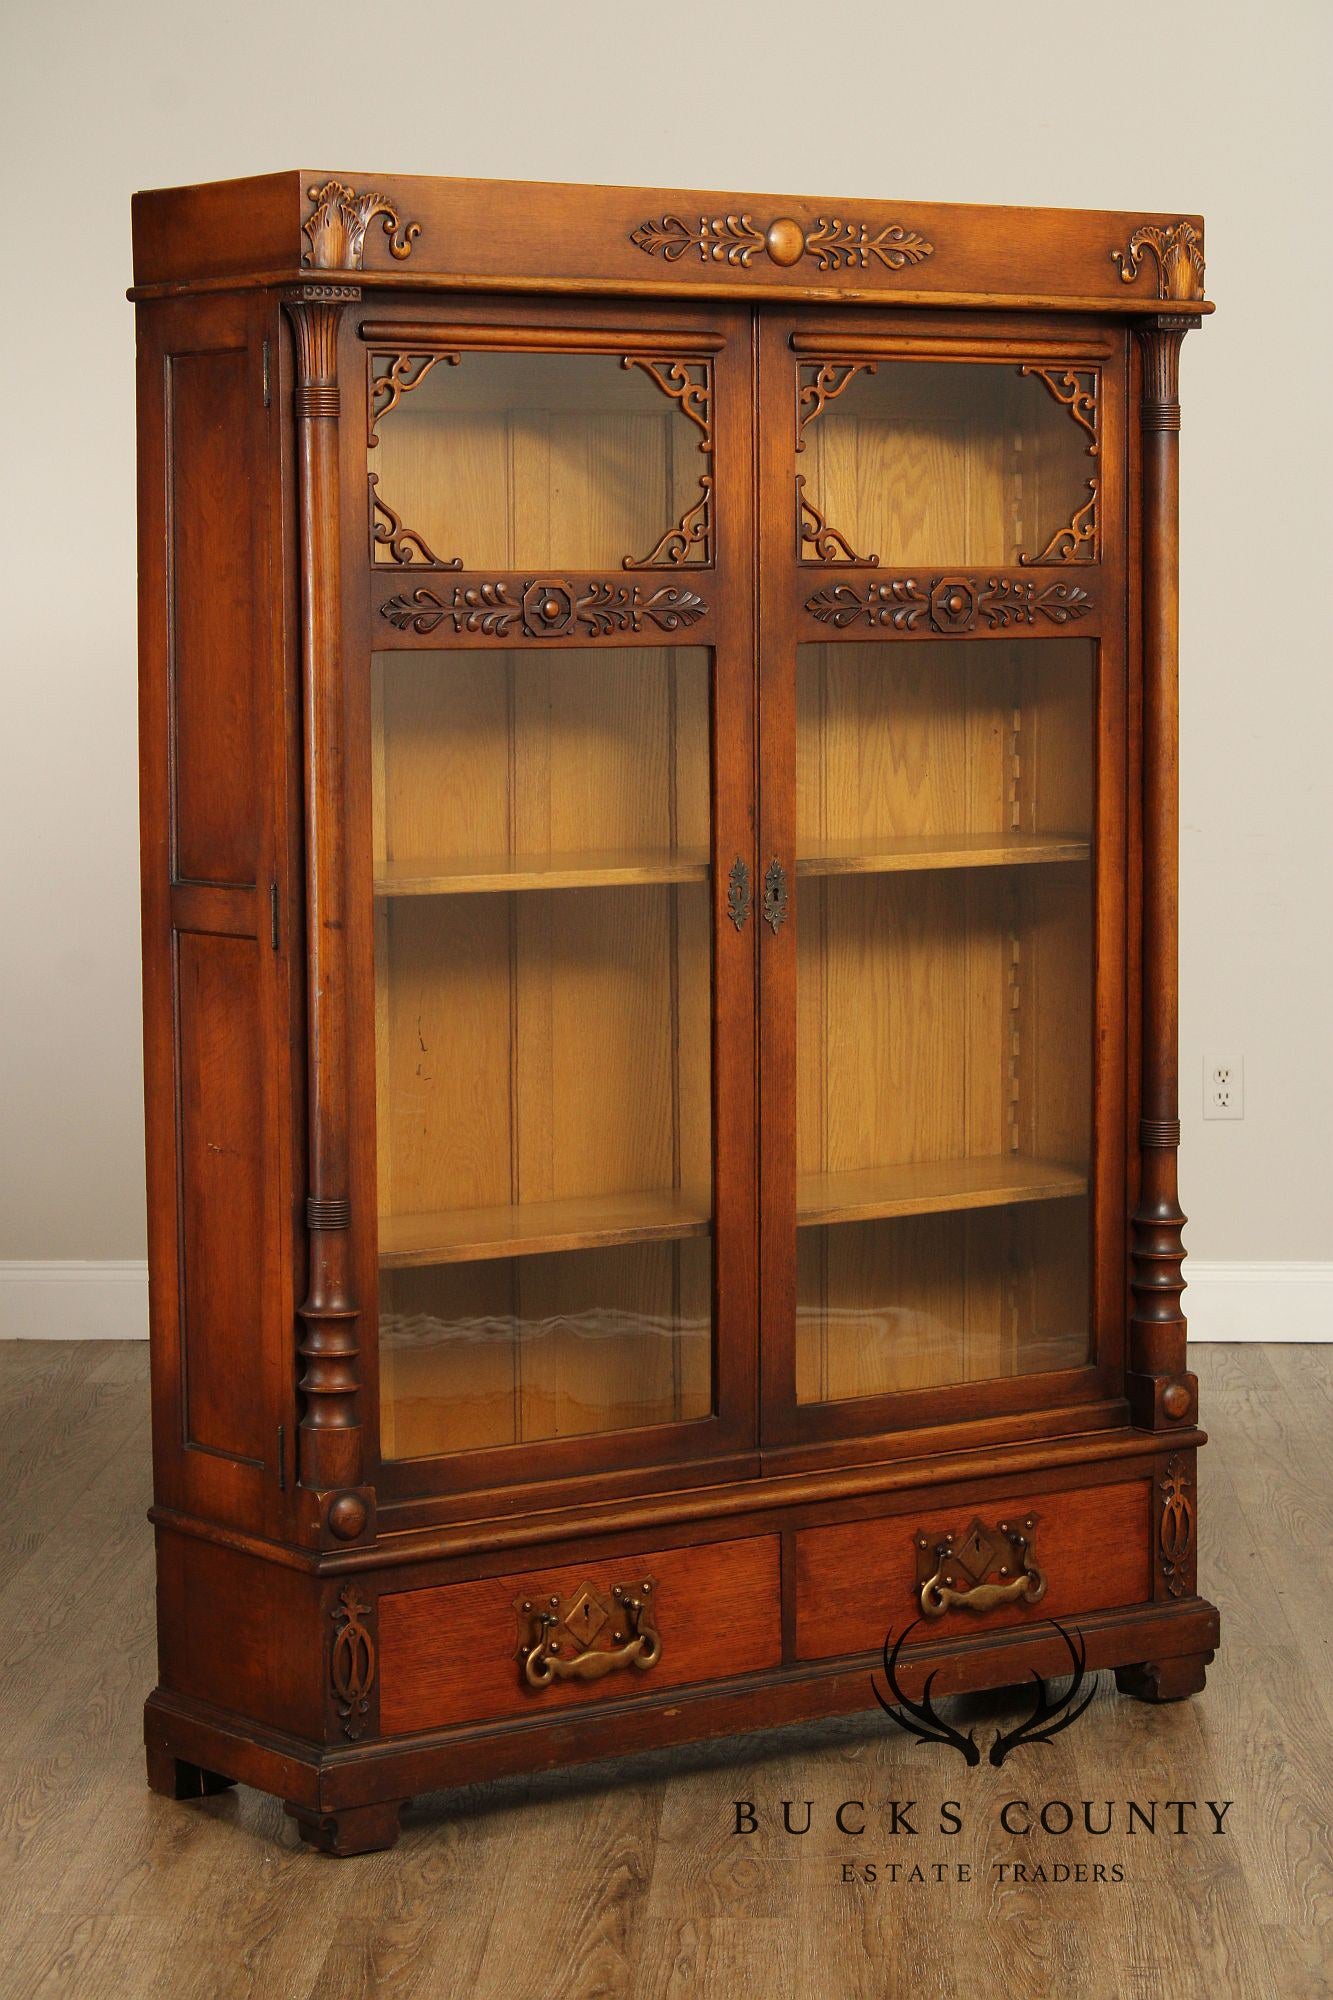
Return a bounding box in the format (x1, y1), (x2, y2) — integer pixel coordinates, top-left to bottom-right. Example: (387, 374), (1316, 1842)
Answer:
(270, 881), (280, 951)
(262, 337), (271, 409)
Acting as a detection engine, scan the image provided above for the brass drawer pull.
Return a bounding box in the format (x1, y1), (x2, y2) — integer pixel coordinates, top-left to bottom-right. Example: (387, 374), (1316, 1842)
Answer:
(915, 1514), (1047, 1618)
(517, 1580), (661, 1689)
(920, 1567), (1048, 1617)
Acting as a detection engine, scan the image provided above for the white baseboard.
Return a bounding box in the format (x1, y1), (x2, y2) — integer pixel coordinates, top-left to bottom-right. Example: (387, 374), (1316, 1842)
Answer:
(0, 1258), (1328, 1344)
(0, 1261), (149, 1340)
(1185, 1261), (1333, 1342)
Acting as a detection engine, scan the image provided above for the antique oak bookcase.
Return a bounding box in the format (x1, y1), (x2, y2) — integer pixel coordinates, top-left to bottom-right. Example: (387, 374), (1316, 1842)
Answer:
(132, 172), (1217, 1854)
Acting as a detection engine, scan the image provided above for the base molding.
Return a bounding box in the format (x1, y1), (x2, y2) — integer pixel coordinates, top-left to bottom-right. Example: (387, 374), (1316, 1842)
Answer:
(4, 1258), (1325, 1344)
(0, 1260), (148, 1340)
(145, 1595), (1220, 1832)
(1186, 1261), (1333, 1342)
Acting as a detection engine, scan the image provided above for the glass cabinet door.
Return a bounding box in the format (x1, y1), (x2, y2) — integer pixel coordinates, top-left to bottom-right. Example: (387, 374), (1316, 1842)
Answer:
(357, 319), (755, 1490)
(759, 316), (1125, 1442)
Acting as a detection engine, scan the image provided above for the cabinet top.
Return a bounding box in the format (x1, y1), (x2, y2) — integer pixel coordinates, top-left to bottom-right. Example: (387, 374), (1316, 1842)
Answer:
(130, 170), (1209, 314)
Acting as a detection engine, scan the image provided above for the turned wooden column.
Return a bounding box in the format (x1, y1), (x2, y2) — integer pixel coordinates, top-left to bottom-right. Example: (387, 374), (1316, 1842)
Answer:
(1129, 311), (1202, 1431)
(286, 288), (365, 1527)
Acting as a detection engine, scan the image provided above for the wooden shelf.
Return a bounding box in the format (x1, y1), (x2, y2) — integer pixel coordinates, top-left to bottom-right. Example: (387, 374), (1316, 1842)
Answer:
(797, 1155), (1087, 1228)
(375, 849), (711, 896)
(796, 833), (1090, 878)
(374, 836), (1087, 898)
(379, 1187), (713, 1268)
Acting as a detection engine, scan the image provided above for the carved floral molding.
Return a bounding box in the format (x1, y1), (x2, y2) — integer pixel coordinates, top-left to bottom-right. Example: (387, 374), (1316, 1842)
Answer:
(805, 574), (1094, 633)
(631, 212), (933, 273)
(303, 180), (421, 271)
(380, 578), (709, 639)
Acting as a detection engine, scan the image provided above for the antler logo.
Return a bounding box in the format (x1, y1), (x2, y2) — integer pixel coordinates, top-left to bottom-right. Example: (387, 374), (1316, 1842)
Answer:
(872, 1620), (1098, 1767)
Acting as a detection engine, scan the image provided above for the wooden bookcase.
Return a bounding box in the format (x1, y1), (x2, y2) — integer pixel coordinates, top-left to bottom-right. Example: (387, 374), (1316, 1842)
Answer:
(132, 174), (1217, 1855)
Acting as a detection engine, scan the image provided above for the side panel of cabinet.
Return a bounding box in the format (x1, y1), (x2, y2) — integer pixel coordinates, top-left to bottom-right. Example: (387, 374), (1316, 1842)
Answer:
(137, 291), (301, 1537)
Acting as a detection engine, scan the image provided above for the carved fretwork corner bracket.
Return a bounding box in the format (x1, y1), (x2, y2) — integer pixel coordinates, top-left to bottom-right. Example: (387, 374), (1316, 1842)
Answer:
(1112, 220), (1205, 302)
(303, 180), (420, 271)
(1135, 314), (1203, 433)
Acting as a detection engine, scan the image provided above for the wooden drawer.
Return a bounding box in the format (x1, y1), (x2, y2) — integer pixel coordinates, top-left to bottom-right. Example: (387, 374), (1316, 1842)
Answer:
(795, 1480), (1151, 1661)
(379, 1535), (782, 1735)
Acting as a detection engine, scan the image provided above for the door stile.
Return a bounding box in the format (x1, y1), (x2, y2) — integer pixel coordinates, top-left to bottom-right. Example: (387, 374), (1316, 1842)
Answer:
(756, 311), (801, 1446)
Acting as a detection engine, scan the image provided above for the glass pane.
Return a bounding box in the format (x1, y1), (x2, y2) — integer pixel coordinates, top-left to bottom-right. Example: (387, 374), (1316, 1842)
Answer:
(373, 646), (714, 1458)
(370, 350), (711, 569)
(795, 638), (1093, 1404)
(797, 360), (1097, 566)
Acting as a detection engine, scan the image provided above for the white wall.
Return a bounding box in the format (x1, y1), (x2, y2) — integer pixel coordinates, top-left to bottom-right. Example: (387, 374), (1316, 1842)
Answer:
(2, 0), (1329, 1326)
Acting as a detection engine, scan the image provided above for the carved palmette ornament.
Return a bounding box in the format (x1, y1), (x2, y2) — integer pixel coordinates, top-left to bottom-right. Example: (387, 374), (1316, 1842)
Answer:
(1112, 221), (1205, 302)
(303, 180), (420, 271)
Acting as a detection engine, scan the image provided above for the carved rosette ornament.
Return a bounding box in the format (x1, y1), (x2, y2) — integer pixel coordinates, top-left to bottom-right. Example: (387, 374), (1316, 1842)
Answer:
(630, 212), (933, 272)
(303, 180), (421, 270)
(1112, 221), (1205, 302)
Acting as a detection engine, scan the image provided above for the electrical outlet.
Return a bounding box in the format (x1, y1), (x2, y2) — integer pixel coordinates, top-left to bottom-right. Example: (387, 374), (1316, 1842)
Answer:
(1203, 1054), (1244, 1120)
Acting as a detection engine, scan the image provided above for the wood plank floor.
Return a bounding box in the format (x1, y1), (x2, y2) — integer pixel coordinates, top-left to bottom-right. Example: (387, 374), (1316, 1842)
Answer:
(0, 1341), (1329, 1998)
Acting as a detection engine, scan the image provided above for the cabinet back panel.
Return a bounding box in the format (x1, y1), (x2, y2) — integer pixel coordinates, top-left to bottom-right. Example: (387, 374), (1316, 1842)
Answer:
(167, 348), (259, 885)
(372, 649), (709, 866)
(377, 884), (710, 1217)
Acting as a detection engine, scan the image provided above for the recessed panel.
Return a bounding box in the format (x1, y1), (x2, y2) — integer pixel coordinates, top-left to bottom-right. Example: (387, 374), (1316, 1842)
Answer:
(168, 348), (259, 884)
